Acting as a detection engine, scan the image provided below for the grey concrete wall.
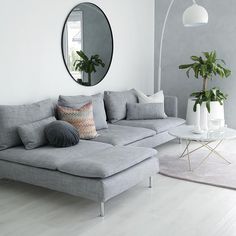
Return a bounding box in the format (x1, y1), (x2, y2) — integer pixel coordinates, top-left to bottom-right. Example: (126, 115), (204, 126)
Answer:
(80, 3), (113, 85)
(155, 0), (236, 128)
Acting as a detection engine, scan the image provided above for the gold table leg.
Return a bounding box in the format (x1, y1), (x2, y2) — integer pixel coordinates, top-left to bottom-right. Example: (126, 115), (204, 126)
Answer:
(201, 141), (231, 164)
(186, 141), (192, 171)
(179, 139), (231, 171)
(179, 140), (191, 159)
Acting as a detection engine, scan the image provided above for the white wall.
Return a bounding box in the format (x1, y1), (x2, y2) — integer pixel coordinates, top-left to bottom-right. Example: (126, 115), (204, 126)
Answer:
(0, 0), (154, 105)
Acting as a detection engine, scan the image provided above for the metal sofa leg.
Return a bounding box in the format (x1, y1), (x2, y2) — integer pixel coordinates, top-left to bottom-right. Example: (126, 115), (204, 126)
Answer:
(149, 176), (153, 188)
(99, 176), (153, 217)
(100, 202), (105, 217)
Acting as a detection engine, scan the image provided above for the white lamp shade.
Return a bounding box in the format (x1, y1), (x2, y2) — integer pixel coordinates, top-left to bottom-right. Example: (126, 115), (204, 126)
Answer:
(183, 4), (208, 27)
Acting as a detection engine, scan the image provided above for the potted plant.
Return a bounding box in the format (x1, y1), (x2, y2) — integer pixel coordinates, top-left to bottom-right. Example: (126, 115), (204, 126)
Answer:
(179, 51), (231, 128)
(73, 50), (105, 86)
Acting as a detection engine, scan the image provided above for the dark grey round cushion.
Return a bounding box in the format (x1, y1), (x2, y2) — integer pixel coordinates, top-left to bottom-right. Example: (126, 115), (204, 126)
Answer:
(45, 121), (80, 147)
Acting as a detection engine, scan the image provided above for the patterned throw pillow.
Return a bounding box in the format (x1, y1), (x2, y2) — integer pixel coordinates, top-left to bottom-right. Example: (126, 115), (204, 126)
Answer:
(57, 102), (98, 139)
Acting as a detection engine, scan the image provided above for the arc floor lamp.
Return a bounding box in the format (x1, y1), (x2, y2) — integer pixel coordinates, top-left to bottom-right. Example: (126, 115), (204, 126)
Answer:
(157, 0), (208, 91)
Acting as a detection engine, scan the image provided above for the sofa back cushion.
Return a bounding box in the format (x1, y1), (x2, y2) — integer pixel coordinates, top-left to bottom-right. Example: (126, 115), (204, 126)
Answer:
(135, 89), (165, 103)
(0, 99), (55, 150)
(18, 116), (56, 150)
(104, 89), (138, 123)
(126, 103), (167, 120)
(58, 93), (107, 130)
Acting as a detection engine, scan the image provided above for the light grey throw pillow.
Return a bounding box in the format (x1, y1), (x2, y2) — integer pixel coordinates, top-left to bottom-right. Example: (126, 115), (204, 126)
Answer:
(18, 116), (56, 150)
(58, 93), (107, 130)
(126, 103), (167, 120)
(104, 89), (138, 123)
(0, 99), (55, 150)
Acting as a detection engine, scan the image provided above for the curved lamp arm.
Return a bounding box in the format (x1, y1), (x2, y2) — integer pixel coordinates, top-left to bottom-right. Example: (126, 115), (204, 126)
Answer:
(157, 0), (175, 91)
(157, 0), (201, 91)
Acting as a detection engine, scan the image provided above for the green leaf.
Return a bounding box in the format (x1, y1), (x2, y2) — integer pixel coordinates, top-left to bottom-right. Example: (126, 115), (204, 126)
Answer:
(199, 57), (204, 64)
(76, 50), (88, 61)
(206, 101), (211, 113)
(193, 64), (199, 78)
(224, 68), (231, 77)
(191, 56), (200, 61)
(211, 88), (217, 97)
(193, 102), (197, 112)
(179, 64), (194, 69)
(216, 59), (226, 65)
(212, 51), (217, 62)
(203, 52), (210, 58)
(186, 68), (191, 78)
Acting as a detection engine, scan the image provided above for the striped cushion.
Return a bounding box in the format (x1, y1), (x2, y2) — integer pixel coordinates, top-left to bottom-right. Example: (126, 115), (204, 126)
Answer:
(57, 102), (98, 139)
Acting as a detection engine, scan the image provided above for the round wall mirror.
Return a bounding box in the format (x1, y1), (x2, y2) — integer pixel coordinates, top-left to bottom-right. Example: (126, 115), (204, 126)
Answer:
(62, 3), (113, 86)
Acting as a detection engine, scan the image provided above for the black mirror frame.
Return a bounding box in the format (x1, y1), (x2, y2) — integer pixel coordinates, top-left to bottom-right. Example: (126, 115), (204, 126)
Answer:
(61, 2), (114, 87)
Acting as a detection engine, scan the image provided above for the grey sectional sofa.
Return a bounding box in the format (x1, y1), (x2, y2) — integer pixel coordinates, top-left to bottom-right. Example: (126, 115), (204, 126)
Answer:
(0, 92), (184, 217)
(0, 143), (158, 217)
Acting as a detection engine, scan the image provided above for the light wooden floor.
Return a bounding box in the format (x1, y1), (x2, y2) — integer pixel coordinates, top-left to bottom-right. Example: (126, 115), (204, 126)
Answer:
(1, 141), (236, 236)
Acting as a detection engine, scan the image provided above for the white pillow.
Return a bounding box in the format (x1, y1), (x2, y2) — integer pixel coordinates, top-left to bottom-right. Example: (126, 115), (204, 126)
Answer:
(135, 89), (165, 104)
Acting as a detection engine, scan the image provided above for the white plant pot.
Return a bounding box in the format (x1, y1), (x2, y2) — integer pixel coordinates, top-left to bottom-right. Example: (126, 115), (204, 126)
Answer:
(186, 98), (197, 125)
(200, 103), (209, 131)
(186, 98), (225, 129)
(207, 101), (225, 121)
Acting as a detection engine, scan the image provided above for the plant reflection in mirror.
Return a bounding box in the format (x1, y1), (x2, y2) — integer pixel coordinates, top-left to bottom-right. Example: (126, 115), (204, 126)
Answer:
(73, 50), (105, 86)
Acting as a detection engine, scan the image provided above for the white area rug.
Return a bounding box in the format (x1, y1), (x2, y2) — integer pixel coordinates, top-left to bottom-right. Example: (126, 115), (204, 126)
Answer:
(158, 140), (236, 190)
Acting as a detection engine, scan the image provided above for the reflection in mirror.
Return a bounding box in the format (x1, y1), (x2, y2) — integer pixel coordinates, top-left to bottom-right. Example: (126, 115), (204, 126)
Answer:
(62, 3), (113, 86)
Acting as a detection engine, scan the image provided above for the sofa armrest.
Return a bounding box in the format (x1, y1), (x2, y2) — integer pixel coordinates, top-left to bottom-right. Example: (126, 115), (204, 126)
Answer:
(164, 96), (178, 117)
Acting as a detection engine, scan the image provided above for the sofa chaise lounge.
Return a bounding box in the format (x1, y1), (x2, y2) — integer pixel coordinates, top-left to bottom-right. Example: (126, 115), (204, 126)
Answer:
(0, 90), (185, 216)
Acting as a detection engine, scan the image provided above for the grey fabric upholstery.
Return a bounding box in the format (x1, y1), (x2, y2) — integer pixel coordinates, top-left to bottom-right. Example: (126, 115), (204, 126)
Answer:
(18, 116), (56, 150)
(164, 96), (178, 117)
(101, 157), (158, 201)
(58, 93), (108, 130)
(59, 146), (157, 178)
(0, 141), (156, 178)
(127, 132), (175, 148)
(126, 103), (166, 120)
(0, 157), (159, 202)
(0, 99), (55, 150)
(0, 140), (112, 170)
(93, 124), (156, 146)
(45, 121), (80, 147)
(114, 117), (185, 134)
(104, 89), (138, 123)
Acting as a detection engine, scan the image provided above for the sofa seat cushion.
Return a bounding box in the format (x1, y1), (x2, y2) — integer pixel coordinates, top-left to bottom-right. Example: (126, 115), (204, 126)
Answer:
(59, 146), (157, 178)
(93, 124), (156, 146)
(114, 117), (185, 134)
(0, 141), (157, 179)
(0, 141), (112, 170)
